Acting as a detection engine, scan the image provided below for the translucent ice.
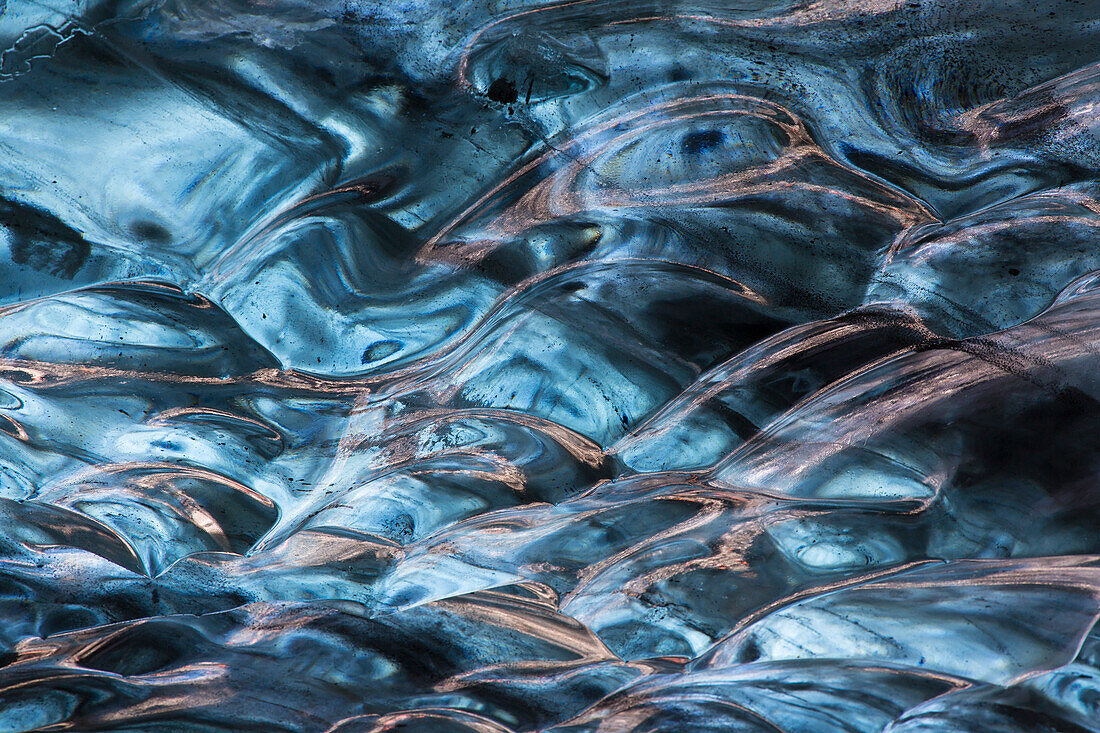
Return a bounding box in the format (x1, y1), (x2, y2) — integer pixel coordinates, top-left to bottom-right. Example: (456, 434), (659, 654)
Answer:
(3, 0), (1100, 730)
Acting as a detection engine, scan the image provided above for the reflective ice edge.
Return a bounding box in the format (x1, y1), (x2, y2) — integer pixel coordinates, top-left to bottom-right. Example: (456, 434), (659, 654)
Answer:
(2, 0), (1100, 730)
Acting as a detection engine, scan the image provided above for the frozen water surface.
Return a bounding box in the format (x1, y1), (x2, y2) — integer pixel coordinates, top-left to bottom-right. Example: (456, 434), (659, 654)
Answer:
(2, 0), (1100, 730)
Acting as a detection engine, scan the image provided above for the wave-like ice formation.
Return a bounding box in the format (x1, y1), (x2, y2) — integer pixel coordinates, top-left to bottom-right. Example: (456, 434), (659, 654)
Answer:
(3, 0), (1100, 730)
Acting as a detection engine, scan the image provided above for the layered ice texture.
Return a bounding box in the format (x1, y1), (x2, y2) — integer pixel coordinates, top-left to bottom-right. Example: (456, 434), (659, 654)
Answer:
(3, 0), (1100, 730)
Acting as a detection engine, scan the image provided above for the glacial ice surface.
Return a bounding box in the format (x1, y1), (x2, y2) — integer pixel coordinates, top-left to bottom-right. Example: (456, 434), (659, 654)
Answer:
(2, 0), (1100, 730)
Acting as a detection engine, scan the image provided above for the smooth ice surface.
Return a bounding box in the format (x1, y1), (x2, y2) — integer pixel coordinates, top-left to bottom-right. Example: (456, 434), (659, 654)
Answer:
(3, 0), (1100, 730)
